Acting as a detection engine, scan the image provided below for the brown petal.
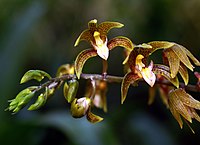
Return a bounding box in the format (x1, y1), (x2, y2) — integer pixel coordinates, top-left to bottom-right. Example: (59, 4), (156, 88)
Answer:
(98, 21), (124, 41)
(121, 72), (140, 104)
(107, 36), (134, 51)
(153, 64), (179, 88)
(181, 46), (200, 66)
(179, 63), (189, 85)
(75, 49), (97, 79)
(169, 89), (192, 123)
(147, 41), (175, 54)
(164, 49), (180, 78)
(88, 19), (98, 31)
(189, 108), (200, 122)
(168, 101), (183, 128)
(86, 107), (103, 123)
(171, 44), (194, 71)
(175, 88), (200, 109)
(74, 29), (93, 46)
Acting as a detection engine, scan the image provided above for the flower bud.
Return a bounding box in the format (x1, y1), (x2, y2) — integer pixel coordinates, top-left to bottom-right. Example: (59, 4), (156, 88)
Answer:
(70, 97), (91, 118)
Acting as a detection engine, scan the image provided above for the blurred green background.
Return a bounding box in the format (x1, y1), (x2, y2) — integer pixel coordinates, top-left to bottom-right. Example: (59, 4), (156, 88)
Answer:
(1, 0), (200, 145)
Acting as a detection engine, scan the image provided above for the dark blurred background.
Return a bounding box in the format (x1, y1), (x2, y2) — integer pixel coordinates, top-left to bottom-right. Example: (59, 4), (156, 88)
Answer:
(1, 0), (200, 145)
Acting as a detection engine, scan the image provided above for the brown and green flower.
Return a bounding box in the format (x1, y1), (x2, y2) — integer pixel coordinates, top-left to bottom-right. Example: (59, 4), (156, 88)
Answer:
(168, 88), (200, 133)
(74, 19), (134, 78)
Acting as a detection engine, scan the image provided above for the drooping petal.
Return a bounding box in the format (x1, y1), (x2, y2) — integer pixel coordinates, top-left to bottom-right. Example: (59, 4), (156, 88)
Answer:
(175, 88), (200, 109)
(75, 49), (97, 79)
(121, 72), (140, 104)
(86, 107), (103, 123)
(168, 100), (183, 128)
(164, 49), (180, 78)
(153, 64), (179, 88)
(169, 89), (192, 123)
(171, 44), (194, 71)
(181, 45), (200, 66)
(179, 63), (189, 85)
(107, 36), (134, 51)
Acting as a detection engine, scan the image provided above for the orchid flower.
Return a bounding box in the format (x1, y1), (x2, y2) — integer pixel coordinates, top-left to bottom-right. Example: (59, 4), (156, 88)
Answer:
(74, 19), (134, 78)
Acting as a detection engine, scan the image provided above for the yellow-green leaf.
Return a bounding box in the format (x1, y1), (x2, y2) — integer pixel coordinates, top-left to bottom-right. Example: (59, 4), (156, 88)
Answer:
(75, 49), (97, 79)
(20, 70), (51, 84)
(56, 64), (74, 77)
(121, 72), (140, 104)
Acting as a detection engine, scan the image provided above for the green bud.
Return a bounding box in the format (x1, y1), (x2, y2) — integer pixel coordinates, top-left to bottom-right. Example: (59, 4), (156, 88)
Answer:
(64, 79), (79, 103)
(20, 70), (51, 84)
(70, 97), (91, 118)
(7, 86), (37, 113)
(28, 93), (46, 111)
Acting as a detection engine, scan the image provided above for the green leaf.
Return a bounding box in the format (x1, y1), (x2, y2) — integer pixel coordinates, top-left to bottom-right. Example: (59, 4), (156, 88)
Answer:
(75, 49), (97, 79)
(64, 80), (79, 103)
(8, 86), (37, 113)
(107, 36), (134, 51)
(86, 108), (103, 123)
(121, 72), (140, 104)
(20, 70), (51, 84)
(153, 64), (179, 88)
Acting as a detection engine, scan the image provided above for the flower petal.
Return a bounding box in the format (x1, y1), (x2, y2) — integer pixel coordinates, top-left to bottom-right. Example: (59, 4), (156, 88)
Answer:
(107, 36), (134, 51)
(75, 49), (97, 79)
(147, 41), (175, 54)
(141, 67), (156, 87)
(181, 45), (200, 66)
(121, 72), (140, 104)
(171, 44), (194, 71)
(98, 21), (124, 41)
(169, 89), (192, 123)
(153, 64), (179, 88)
(74, 29), (93, 47)
(168, 101), (183, 128)
(179, 63), (189, 85)
(96, 42), (109, 60)
(86, 107), (103, 123)
(164, 49), (180, 78)
(175, 88), (200, 109)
